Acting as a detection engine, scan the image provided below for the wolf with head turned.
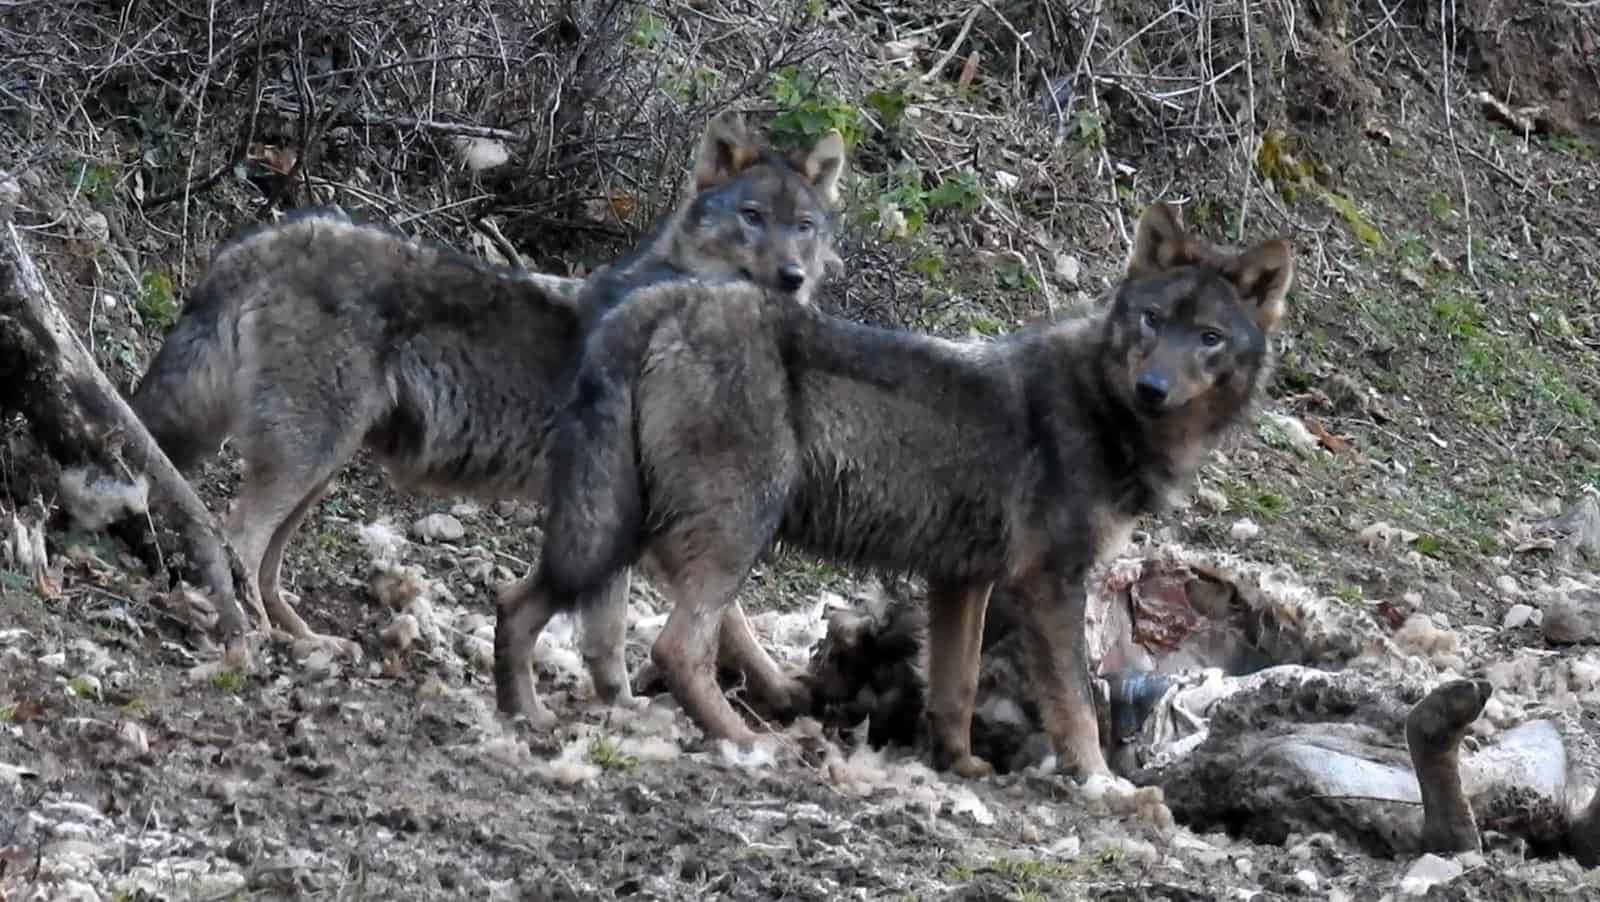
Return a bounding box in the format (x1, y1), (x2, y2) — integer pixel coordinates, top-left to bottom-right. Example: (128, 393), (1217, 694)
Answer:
(101, 111), (846, 721)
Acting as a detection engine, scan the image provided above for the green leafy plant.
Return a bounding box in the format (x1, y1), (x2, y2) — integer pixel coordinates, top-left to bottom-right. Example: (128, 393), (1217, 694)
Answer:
(768, 67), (863, 150)
(136, 270), (178, 329)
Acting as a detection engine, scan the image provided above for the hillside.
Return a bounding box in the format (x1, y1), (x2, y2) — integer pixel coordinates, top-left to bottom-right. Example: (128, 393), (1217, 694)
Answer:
(2, 1), (1599, 899)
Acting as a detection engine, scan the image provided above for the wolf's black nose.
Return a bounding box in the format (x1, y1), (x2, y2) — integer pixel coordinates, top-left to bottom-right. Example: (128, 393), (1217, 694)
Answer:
(1134, 373), (1169, 409)
(777, 264), (806, 293)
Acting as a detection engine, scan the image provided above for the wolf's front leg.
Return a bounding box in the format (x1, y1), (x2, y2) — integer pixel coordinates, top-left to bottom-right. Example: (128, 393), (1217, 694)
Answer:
(1017, 569), (1111, 780)
(923, 578), (996, 779)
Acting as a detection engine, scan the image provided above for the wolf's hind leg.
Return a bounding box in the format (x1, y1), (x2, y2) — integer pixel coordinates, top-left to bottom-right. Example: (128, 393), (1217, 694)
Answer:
(495, 573), (560, 728)
(255, 475), (365, 661)
(576, 568), (634, 705)
(228, 417), (364, 660)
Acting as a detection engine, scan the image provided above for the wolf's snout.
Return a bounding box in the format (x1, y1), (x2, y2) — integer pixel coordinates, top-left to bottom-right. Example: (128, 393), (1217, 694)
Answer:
(777, 263), (806, 293)
(1134, 372), (1170, 410)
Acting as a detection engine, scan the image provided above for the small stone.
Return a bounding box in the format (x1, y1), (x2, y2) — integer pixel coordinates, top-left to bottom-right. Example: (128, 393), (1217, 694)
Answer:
(1230, 518), (1261, 542)
(1494, 574), (1520, 596)
(78, 210), (110, 242)
(1542, 589), (1600, 644)
(1292, 869), (1319, 892)
(1398, 853), (1464, 895)
(1502, 604), (1538, 630)
(1054, 254), (1082, 287)
(450, 502), (481, 519)
(412, 513), (465, 543)
(119, 720), (150, 755)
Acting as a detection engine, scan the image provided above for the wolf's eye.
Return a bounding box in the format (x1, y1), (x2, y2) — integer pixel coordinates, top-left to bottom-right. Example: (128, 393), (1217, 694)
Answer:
(740, 206), (764, 228)
(1140, 309), (1161, 330)
(1200, 330), (1225, 348)
(797, 218), (815, 236)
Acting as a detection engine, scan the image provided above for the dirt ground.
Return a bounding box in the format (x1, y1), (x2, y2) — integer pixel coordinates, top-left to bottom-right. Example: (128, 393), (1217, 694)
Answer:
(3, 0), (1600, 899)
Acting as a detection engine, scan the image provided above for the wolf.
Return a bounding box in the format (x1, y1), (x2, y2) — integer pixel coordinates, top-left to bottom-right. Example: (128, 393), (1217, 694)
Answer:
(112, 110), (847, 715)
(495, 202), (1294, 779)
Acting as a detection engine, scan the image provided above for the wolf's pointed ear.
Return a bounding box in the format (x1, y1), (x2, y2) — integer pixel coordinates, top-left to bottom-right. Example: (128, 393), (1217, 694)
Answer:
(798, 130), (847, 205)
(1125, 203), (1216, 278)
(691, 111), (759, 192)
(1223, 240), (1295, 333)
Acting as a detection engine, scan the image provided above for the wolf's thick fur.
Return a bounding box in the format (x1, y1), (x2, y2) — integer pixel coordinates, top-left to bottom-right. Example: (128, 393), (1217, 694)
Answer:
(496, 203), (1294, 778)
(122, 111), (847, 711)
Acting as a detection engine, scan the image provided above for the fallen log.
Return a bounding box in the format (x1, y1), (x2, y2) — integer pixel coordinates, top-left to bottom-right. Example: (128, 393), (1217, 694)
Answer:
(0, 172), (254, 663)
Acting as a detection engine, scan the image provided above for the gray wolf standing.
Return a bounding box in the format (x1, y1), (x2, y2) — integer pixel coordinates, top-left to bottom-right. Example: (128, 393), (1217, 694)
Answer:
(116, 111), (846, 717)
(496, 202), (1294, 779)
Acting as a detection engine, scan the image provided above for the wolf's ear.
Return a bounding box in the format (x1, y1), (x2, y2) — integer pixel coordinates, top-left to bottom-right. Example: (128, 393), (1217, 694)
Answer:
(691, 111), (760, 192)
(1223, 240), (1295, 333)
(1125, 203), (1217, 278)
(798, 130), (847, 205)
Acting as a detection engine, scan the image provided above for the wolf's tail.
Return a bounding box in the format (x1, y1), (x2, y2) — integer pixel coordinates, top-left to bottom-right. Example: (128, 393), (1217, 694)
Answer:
(125, 269), (244, 474)
(539, 360), (645, 607)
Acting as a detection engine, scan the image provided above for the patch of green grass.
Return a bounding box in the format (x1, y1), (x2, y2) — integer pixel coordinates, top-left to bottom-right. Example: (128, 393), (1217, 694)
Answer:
(1321, 190), (1384, 247)
(1394, 235), (1432, 268)
(926, 169), (983, 214)
(867, 160), (985, 239)
(994, 259), (1038, 294)
(1413, 534), (1446, 559)
(965, 312), (1006, 336)
(863, 87), (911, 133)
(117, 695), (150, 717)
(907, 251), (945, 281)
(136, 270), (178, 330)
(1425, 191), (1454, 221)
(66, 676), (99, 700)
(628, 10), (667, 47)
(1070, 109), (1105, 151)
(1331, 584), (1364, 603)
(1239, 491), (1289, 519)
(210, 669), (248, 693)
(667, 66), (720, 104)
(941, 862), (975, 882)
(1544, 133), (1596, 160)
(0, 703), (16, 722)
(586, 735), (638, 771)
(65, 160), (117, 202)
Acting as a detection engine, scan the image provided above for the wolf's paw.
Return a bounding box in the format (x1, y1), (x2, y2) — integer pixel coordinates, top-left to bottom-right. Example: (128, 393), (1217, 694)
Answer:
(947, 753), (996, 780)
(583, 653), (635, 706)
(504, 701), (560, 733)
(288, 630), (366, 665)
